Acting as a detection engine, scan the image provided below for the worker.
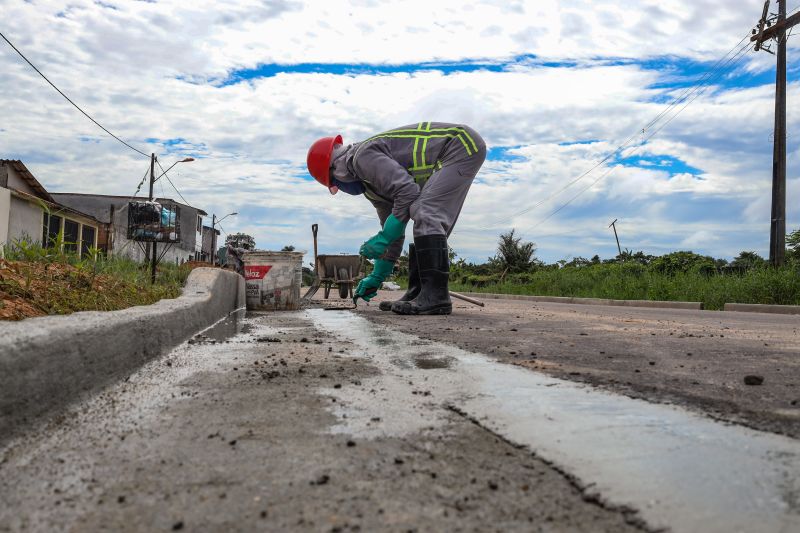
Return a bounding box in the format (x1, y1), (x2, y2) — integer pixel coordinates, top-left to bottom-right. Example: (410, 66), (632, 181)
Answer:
(306, 122), (486, 315)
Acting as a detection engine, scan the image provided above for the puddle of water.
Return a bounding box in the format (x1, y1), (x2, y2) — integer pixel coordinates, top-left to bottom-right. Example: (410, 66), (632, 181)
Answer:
(308, 309), (800, 533)
(413, 356), (453, 369)
(200, 308), (248, 341)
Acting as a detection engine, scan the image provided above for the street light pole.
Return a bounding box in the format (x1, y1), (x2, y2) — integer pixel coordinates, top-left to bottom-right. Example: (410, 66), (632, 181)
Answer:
(211, 212), (238, 265)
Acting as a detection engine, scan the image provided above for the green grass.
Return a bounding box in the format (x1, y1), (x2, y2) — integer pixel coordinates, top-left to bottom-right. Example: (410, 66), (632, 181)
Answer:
(443, 263), (800, 310)
(1, 239), (191, 319)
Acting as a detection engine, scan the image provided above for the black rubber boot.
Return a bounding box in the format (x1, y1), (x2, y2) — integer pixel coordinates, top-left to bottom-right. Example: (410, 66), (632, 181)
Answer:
(392, 235), (451, 315)
(379, 244), (420, 311)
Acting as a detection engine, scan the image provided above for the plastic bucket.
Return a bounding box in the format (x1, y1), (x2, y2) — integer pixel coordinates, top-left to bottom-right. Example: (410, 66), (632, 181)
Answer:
(242, 251), (304, 311)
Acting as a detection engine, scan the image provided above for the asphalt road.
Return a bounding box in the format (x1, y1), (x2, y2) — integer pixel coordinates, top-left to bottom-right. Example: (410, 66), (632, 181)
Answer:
(0, 310), (643, 533)
(2, 296), (798, 532)
(363, 294), (800, 438)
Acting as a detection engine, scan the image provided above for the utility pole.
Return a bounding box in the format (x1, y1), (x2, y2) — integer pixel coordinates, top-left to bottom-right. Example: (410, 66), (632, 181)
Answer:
(210, 214), (216, 265)
(751, 0), (799, 266)
(149, 153), (157, 283)
(609, 219), (622, 256)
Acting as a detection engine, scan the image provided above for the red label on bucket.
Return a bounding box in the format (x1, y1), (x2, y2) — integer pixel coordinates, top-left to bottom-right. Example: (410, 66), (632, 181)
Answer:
(245, 265), (272, 280)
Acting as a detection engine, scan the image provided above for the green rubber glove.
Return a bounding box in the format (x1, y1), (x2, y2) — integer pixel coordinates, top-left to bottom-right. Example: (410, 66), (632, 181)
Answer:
(354, 259), (394, 303)
(359, 214), (407, 259)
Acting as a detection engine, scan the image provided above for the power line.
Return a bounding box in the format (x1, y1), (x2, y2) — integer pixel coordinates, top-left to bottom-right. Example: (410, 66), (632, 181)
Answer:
(517, 39), (754, 239)
(474, 30), (755, 233)
(156, 159), (193, 207)
(0, 30), (150, 158)
(130, 164), (151, 199)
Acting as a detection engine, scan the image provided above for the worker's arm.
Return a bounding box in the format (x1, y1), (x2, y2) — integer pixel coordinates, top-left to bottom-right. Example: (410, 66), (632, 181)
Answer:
(354, 145), (417, 259)
(354, 145), (420, 223)
(370, 201), (405, 262)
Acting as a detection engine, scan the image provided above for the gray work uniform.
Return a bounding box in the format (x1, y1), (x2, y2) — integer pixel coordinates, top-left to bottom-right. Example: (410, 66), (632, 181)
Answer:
(340, 122), (486, 262)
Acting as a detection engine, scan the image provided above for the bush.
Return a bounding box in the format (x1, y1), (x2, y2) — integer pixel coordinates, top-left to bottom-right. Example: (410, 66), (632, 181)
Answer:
(649, 251), (717, 275)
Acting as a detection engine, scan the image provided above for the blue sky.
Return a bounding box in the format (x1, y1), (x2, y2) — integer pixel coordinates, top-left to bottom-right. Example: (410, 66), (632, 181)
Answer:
(1, 0), (799, 263)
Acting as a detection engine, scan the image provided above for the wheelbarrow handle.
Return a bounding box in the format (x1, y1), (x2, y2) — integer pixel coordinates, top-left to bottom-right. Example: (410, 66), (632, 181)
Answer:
(311, 224), (319, 269)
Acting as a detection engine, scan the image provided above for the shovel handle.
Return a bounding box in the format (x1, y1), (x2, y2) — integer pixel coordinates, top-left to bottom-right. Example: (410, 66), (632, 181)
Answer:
(311, 224), (319, 269)
(449, 291), (485, 307)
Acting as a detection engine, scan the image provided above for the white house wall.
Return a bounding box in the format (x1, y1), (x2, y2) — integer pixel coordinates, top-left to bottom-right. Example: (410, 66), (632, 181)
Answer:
(0, 188), (10, 254)
(7, 196), (43, 245)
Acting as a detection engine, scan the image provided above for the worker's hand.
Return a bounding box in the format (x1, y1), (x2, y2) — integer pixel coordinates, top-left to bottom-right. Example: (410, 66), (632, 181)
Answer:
(353, 259), (394, 303)
(359, 214), (407, 259)
(354, 277), (381, 302)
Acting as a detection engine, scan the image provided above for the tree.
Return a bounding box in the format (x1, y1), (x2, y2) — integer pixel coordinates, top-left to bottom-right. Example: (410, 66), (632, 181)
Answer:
(649, 251), (716, 275)
(281, 245), (296, 252)
(225, 233), (255, 250)
(787, 228), (800, 261)
(730, 251), (766, 271)
(489, 229), (538, 275)
(565, 256), (592, 268)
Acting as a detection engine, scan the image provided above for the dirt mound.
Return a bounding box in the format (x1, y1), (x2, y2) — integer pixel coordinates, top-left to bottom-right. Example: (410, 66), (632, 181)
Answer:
(0, 259), (182, 322)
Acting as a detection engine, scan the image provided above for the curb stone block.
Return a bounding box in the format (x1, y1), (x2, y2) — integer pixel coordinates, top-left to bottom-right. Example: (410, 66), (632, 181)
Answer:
(724, 303), (800, 315)
(0, 268), (245, 443)
(460, 293), (703, 311)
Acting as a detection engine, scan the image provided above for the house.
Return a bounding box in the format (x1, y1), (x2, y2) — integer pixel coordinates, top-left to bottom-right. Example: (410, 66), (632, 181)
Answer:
(0, 160), (103, 258)
(51, 192), (208, 264)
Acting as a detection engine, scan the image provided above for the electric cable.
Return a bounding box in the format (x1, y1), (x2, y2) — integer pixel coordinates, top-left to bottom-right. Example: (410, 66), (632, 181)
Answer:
(130, 164), (151, 200)
(475, 30), (755, 233)
(156, 159), (193, 207)
(0, 30), (150, 158)
(516, 39), (754, 238)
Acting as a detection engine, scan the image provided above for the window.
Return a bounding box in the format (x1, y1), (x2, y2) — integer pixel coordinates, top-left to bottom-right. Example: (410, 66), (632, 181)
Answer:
(63, 219), (79, 253)
(81, 226), (96, 257)
(43, 214), (62, 248)
(197, 215), (202, 233)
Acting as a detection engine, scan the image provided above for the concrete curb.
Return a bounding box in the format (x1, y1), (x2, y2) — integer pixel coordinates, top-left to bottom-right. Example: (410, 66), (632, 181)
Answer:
(723, 303), (800, 315)
(0, 268), (245, 441)
(459, 292), (704, 310)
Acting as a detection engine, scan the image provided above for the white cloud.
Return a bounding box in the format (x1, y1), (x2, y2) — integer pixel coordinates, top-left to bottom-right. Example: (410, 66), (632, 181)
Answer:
(0, 0), (798, 263)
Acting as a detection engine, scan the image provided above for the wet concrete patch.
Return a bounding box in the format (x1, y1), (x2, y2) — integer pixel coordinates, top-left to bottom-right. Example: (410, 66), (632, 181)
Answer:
(310, 309), (800, 533)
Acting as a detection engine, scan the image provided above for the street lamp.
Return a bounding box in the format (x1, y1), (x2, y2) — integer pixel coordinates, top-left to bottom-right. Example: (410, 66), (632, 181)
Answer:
(211, 212), (238, 265)
(154, 157), (195, 183)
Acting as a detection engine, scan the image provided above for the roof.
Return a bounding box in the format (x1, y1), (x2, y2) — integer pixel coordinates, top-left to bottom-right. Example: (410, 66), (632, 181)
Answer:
(50, 192), (208, 215)
(0, 160), (55, 203)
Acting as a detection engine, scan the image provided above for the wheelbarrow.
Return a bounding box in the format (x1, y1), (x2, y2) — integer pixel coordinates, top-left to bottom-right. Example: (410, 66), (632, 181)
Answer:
(302, 224), (363, 300)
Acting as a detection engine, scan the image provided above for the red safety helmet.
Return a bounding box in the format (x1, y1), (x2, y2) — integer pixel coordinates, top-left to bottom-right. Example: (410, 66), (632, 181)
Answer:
(307, 134), (343, 187)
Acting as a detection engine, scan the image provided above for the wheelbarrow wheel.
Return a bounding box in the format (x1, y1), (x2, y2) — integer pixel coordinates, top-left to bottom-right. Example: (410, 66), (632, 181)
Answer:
(339, 282), (351, 299)
(337, 268), (350, 299)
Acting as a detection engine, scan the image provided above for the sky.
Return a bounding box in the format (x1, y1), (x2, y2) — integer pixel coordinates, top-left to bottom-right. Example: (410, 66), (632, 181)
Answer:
(1, 0), (799, 264)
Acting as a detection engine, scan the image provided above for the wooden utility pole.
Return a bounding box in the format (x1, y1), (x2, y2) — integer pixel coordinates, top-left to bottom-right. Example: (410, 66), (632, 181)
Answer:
(149, 153), (157, 283)
(609, 219), (622, 256)
(751, 0), (799, 266)
(211, 214), (216, 265)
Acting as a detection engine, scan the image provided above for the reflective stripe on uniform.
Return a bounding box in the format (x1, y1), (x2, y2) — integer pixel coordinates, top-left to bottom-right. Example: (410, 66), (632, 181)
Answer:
(354, 123), (477, 190)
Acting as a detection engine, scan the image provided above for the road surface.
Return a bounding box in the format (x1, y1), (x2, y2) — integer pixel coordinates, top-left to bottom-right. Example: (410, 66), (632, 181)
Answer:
(1, 297), (799, 532)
